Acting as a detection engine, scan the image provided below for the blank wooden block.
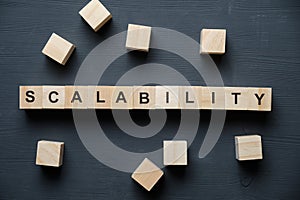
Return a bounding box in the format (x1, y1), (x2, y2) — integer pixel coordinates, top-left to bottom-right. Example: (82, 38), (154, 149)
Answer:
(133, 86), (156, 109)
(201, 87), (225, 110)
(42, 33), (75, 65)
(126, 24), (152, 52)
(36, 140), (64, 167)
(88, 86), (114, 109)
(111, 86), (134, 109)
(79, 0), (112, 32)
(131, 158), (163, 191)
(163, 140), (187, 166)
(65, 86), (89, 109)
(225, 87), (248, 110)
(42, 86), (65, 109)
(179, 86), (201, 109)
(247, 88), (272, 111)
(155, 86), (179, 109)
(19, 86), (43, 109)
(200, 29), (226, 54)
(235, 135), (263, 161)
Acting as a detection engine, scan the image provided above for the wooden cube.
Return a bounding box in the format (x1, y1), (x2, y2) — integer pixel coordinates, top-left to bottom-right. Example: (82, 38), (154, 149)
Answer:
(131, 158), (163, 191)
(42, 86), (65, 109)
(133, 86), (156, 109)
(88, 86), (114, 109)
(65, 86), (89, 109)
(200, 29), (226, 54)
(179, 86), (201, 109)
(19, 86), (43, 109)
(126, 24), (152, 52)
(42, 33), (75, 65)
(156, 86), (179, 109)
(201, 87), (225, 110)
(225, 87), (249, 110)
(247, 88), (272, 111)
(79, 0), (112, 32)
(111, 86), (134, 109)
(235, 135), (263, 161)
(36, 140), (64, 167)
(163, 140), (187, 165)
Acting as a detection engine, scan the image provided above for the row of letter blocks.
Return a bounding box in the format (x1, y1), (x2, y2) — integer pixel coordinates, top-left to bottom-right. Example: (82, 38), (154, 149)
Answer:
(20, 86), (272, 111)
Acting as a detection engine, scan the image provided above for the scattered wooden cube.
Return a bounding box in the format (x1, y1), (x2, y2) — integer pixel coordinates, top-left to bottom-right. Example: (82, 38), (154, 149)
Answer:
(42, 33), (75, 65)
(36, 140), (64, 167)
(126, 24), (152, 52)
(235, 135), (263, 161)
(163, 140), (187, 165)
(19, 86), (43, 109)
(200, 29), (226, 54)
(131, 158), (163, 191)
(79, 0), (112, 32)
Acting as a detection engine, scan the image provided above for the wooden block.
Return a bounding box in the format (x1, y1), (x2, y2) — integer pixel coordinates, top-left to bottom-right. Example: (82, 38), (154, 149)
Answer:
(225, 87), (248, 110)
(131, 158), (163, 191)
(247, 88), (272, 111)
(79, 0), (112, 32)
(19, 86), (43, 109)
(126, 24), (152, 52)
(42, 33), (75, 65)
(155, 86), (179, 109)
(179, 86), (201, 109)
(201, 87), (225, 110)
(111, 86), (134, 109)
(133, 86), (156, 109)
(36, 140), (64, 167)
(235, 135), (263, 161)
(88, 86), (114, 109)
(163, 140), (187, 166)
(65, 86), (89, 109)
(200, 29), (226, 54)
(42, 86), (65, 109)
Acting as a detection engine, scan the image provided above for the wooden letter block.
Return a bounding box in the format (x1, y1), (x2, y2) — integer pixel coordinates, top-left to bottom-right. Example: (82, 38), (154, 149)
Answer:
(131, 158), (163, 191)
(133, 86), (156, 109)
(163, 140), (187, 166)
(42, 86), (65, 109)
(111, 86), (134, 109)
(200, 29), (226, 54)
(126, 24), (152, 52)
(42, 33), (75, 65)
(65, 86), (89, 109)
(179, 86), (201, 109)
(235, 135), (263, 161)
(201, 87), (225, 110)
(225, 87), (249, 110)
(247, 88), (272, 111)
(88, 86), (114, 109)
(36, 140), (64, 167)
(19, 86), (43, 109)
(79, 0), (112, 32)
(156, 86), (179, 109)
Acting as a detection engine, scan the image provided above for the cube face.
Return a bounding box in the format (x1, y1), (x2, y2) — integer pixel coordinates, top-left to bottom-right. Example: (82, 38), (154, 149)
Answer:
(200, 29), (226, 54)
(163, 140), (187, 165)
(126, 24), (152, 52)
(131, 158), (163, 191)
(42, 33), (75, 65)
(111, 86), (134, 109)
(36, 140), (64, 167)
(247, 88), (272, 111)
(65, 86), (89, 109)
(156, 86), (179, 109)
(235, 135), (263, 161)
(201, 87), (225, 110)
(88, 86), (114, 109)
(133, 86), (156, 109)
(179, 86), (201, 109)
(79, 0), (112, 32)
(19, 86), (43, 109)
(225, 87), (249, 110)
(42, 86), (65, 109)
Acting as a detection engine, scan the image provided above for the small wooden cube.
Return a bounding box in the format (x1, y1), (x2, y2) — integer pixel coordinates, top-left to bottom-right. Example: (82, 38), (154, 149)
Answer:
(42, 33), (75, 65)
(126, 24), (152, 52)
(79, 0), (112, 32)
(200, 29), (226, 54)
(131, 158), (163, 191)
(235, 135), (263, 161)
(163, 140), (187, 165)
(36, 140), (64, 167)
(19, 86), (43, 109)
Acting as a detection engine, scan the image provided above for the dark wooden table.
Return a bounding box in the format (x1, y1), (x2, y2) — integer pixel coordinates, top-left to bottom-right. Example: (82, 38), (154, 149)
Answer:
(1, 0), (300, 199)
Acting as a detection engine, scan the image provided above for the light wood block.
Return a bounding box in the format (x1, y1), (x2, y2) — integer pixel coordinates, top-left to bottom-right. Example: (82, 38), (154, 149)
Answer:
(19, 86), (43, 109)
(200, 29), (226, 54)
(79, 0), (112, 32)
(163, 140), (187, 166)
(235, 135), (263, 161)
(179, 86), (201, 109)
(225, 87), (248, 110)
(201, 87), (225, 110)
(131, 158), (163, 191)
(247, 88), (272, 111)
(42, 33), (75, 65)
(156, 86), (179, 109)
(36, 140), (64, 167)
(65, 86), (89, 109)
(133, 86), (156, 109)
(111, 86), (134, 109)
(88, 86), (114, 109)
(42, 86), (65, 109)
(126, 24), (152, 52)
